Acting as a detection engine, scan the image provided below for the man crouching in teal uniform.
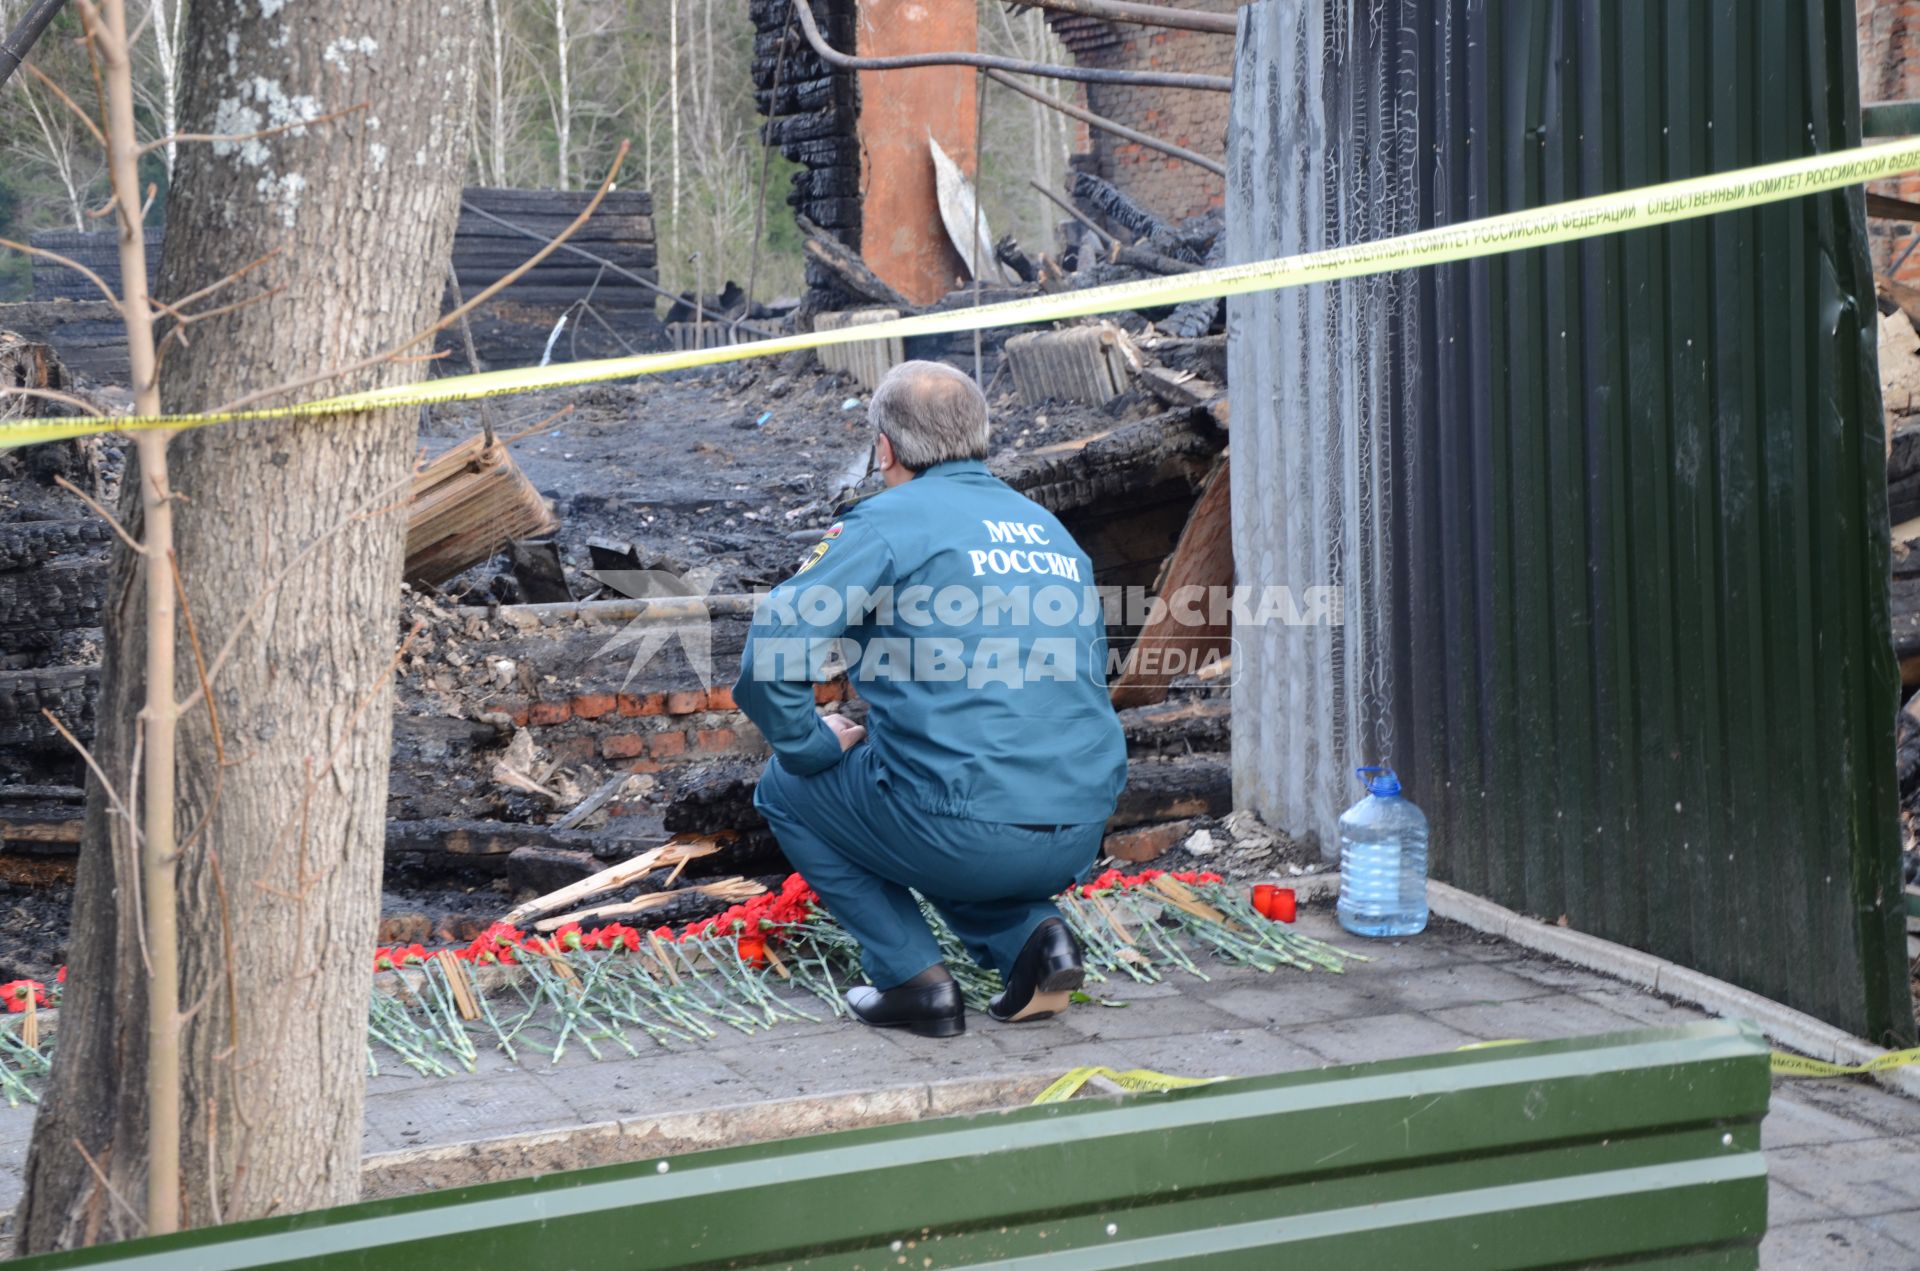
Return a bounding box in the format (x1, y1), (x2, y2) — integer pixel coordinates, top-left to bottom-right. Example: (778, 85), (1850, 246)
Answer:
(732, 360), (1127, 1037)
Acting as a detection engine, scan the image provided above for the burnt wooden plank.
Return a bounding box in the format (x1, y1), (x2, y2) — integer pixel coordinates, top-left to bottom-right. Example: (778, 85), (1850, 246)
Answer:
(0, 665), (98, 747)
(0, 519), (112, 572)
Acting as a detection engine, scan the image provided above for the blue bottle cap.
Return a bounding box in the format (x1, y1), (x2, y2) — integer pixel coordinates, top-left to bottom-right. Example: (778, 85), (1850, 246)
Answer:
(1355, 765), (1401, 797)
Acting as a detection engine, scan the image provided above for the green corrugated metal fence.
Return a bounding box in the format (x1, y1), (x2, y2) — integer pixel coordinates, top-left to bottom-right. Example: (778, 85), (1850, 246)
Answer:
(11, 1023), (1770, 1269)
(1229, 0), (1914, 1044)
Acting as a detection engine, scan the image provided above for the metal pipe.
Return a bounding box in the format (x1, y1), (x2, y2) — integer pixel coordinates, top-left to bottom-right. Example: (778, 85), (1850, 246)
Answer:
(454, 593), (762, 624)
(1007, 0), (1237, 35)
(792, 0), (1231, 92)
(0, 0), (66, 90)
(987, 68), (1225, 177)
(457, 199), (784, 341)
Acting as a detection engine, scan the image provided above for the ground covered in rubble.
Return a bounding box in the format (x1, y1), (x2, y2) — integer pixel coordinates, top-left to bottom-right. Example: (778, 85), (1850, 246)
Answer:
(415, 361), (1127, 603)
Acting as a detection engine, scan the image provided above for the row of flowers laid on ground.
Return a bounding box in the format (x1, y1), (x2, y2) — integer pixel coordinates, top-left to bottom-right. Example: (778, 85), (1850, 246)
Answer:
(4, 869), (1235, 1016)
(371, 869), (1228, 975)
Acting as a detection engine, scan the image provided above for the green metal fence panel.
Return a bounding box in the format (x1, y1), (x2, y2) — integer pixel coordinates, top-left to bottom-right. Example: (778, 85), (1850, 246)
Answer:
(1228, 0), (1913, 1045)
(13, 1023), (1769, 1270)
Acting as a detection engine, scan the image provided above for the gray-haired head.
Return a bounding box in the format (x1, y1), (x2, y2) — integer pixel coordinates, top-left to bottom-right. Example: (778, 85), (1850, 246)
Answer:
(869, 360), (990, 471)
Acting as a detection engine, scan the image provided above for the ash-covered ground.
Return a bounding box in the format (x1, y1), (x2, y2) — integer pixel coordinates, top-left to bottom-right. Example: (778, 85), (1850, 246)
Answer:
(415, 361), (1125, 603)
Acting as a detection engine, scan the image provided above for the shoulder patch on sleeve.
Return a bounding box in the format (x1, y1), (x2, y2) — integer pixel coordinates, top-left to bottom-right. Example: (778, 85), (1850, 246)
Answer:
(794, 537), (831, 574)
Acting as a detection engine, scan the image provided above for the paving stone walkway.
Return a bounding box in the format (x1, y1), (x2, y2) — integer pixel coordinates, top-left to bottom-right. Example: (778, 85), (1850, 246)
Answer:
(0, 905), (1914, 1267)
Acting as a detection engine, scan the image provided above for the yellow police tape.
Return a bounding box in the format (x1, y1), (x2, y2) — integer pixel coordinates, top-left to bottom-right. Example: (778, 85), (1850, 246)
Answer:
(8, 135), (1920, 452)
(1767, 1047), (1920, 1078)
(1460, 1038), (1920, 1077)
(1038, 1039), (1920, 1104)
(1032, 1065), (1220, 1104)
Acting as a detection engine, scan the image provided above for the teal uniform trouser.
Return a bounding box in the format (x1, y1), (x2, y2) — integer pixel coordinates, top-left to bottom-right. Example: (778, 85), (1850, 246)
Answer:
(755, 744), (1104, 990)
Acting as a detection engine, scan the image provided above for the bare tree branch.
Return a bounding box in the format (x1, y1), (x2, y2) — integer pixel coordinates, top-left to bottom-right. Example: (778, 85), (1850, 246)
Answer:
(1, 385), (107, 417)
(53, 473), (141, 551)
(0, 234), (118, 305)
(165, 248), (281, 312)
(138, 100), (369, 156)
(18, 59), (107, 147)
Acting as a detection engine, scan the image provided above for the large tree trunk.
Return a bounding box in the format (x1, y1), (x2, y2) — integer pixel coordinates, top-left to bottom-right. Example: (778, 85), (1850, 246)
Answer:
(15, 1), (477, 1250)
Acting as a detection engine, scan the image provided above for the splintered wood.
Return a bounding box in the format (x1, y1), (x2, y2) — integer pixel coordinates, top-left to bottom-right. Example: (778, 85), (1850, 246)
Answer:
(433, 950), (481, 1021)
(501, 833), (729, 928)
(404, 433), (556, 585)
(1110, 454), (1234, 709)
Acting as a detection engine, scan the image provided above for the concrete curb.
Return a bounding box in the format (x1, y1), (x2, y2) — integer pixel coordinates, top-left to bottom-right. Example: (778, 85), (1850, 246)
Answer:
(358, 1071), (1051, 1198)
(1427, 880), (1920, 1101)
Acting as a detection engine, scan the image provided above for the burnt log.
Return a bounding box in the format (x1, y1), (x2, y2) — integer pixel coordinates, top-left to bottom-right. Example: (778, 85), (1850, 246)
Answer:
(506, 845), (600, 896)
(1158, 237), (1227, 337)
(0, 519), (112, 571)
(0, 560), (106, 652)
(449, 245), (659, 274)
(797, 215), (913, 310)
(0, 664), (98, 747)
(1108, 756), (1232, 829)
(1069, 172), (1210, 263)
(384, 818), (643, 879)
(1119, 698), (1230, 756)
(663, 766), (768, 836)
(462, 186), (653, 217)
(994, 410), (1220, 515)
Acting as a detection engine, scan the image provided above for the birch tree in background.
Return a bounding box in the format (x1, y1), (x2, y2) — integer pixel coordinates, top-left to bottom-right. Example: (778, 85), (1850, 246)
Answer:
(136, 0), (187, 179)
(550, 0), (570, 188)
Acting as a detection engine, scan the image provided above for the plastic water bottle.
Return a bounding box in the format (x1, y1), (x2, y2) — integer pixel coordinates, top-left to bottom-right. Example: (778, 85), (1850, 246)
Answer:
(1336, 766), (1429, 938)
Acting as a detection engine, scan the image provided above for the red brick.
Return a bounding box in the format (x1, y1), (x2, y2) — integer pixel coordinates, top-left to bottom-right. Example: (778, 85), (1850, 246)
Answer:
(528, 699), (571, 726)
(649, 731), (688, 758)
(1101, 819), (1195, 865)
(617, 692), (667, 716)
(665, 689), (706, 715)
(813, 680), (847, 705)
(704, 685), (737, 711)
(602, 733), (647, 759)
(485, 698), (531, 727)
(572, 691), (616, 719)
(694, 726), (738, 753)
(624, 758), (663, 774)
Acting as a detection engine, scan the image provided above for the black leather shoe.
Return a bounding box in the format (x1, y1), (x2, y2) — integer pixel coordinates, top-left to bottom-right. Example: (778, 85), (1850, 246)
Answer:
(846, 968), (965, 1039)
(988, 918), (1084, 1023)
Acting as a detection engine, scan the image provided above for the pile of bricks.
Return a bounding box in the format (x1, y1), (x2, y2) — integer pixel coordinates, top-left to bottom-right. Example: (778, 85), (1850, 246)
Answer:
(480, 681), (852, 783)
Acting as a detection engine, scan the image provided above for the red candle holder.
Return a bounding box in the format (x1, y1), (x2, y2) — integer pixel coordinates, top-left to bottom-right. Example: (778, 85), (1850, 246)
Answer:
(1252, 884), (1277, 917)
(1269, 888), (1297, 924)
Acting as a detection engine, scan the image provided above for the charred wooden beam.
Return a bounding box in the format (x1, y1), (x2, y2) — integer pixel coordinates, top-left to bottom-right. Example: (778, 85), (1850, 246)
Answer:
(0, 560), (105, 652)
(994, 409), (1220, 515)
(1069, 172), (1212, 262)
(1119, 698), (1230, 756)
(0, 518), (111, 571)
(796, 215), (914, 310)
(0, 664), (97, 748)
(1108, 756), (1231, 829)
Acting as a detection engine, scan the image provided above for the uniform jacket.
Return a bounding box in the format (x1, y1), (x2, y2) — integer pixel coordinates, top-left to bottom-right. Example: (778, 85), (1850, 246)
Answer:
(733, 458), (1128, 825)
